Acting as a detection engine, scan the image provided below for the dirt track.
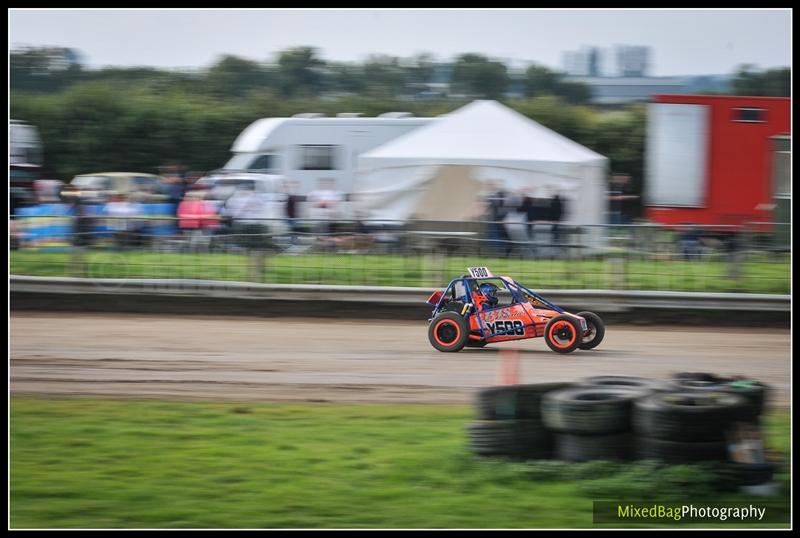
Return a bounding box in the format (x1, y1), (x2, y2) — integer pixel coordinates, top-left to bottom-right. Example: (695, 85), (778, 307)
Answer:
(10, 313), (791, 406)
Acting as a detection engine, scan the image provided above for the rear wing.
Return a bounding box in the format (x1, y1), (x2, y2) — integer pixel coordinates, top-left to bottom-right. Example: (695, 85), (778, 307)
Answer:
(426, 290), (444, 306)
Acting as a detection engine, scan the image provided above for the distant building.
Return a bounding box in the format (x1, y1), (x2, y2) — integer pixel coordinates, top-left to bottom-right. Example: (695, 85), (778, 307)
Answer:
(563, 46), (603, 77)
(564, 76), (686, 105)
(614, 45), (650, 77)
(680, 74), (733, 94)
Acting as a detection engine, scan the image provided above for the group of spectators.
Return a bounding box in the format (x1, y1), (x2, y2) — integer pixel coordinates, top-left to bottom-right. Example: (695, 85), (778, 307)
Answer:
(17, 167), (662, 257)
(171, 177), (350, 252)
(484, 184), (565, 255)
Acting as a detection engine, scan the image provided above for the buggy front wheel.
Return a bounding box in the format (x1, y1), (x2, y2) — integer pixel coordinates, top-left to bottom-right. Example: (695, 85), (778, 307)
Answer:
(544, 315), (582, 354)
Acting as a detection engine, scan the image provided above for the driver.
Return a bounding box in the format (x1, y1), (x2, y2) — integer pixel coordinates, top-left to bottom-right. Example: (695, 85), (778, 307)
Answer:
(477, 283), (500, 308)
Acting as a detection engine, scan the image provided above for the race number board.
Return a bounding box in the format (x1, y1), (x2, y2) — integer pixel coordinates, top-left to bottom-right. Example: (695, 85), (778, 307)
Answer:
(468, 267), (494, 278)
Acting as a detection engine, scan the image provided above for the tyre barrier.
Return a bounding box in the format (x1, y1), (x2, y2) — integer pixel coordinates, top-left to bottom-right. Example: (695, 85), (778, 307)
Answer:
(541, 387), (649, 435)
(633, 391), (749, 443)
(468, 374), (776, 482)
(636, 438), (730, 463)
(577, 375), (666, 392)
(468, 382), (571, 460)
(475, 382), (572, 421)
(467, 419), (552, 459)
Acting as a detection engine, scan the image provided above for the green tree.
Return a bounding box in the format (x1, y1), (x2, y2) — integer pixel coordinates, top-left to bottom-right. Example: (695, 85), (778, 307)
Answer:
(362, 55), (408, 97)
(524, 64), (592, 105)
(731, 65), (790, 96)
(524, 65), (560, 96)
(276, 46), (326, 97)
(206, 55), (274, 98)
(10, 46), (84, 92)
(451, 53), (509, 99)
(405, 52), (435, 86)
(327, 62), (366, 95)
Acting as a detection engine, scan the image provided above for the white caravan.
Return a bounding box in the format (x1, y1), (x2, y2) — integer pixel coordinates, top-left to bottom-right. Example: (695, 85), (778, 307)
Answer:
(223, 112), (435, 195)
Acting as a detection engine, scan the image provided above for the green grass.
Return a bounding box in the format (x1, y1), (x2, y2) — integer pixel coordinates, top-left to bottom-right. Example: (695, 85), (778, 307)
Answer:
(10, 397), (790, 529)
(10, 250), (790, 293)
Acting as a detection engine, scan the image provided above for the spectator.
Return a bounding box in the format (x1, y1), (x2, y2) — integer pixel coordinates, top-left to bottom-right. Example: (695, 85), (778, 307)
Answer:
(162, 164), (192, 213)
(177, 190), (206, 250)
(678, 223), (703, 261)
(519, 187), (544, 255)
(307, 178), (345, 236)
(282, 179), (304, 245)
(547, 186), (564, 251)
(128, 190), (153, 248)
(62, 185), (96, 249)
(226, 185), (267, 251)
(607, 173), (638, 225)
(484, 181), (510, 254)
(201, 189), (223, 248)
(105, 194), (141, 249)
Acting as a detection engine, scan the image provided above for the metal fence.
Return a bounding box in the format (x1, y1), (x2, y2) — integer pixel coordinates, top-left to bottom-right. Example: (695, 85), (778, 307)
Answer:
(9, 214), (791, 294)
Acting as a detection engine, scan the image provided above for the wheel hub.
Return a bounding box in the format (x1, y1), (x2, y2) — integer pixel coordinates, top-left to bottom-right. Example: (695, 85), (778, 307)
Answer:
(437, 323), (457, 343)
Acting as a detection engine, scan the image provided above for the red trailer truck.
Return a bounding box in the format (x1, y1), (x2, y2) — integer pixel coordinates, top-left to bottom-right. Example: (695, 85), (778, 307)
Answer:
(644, 95), (790, 228)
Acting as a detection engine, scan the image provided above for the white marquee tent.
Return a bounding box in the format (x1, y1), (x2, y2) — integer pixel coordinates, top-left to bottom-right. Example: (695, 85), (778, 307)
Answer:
(353, 100), (609, 233)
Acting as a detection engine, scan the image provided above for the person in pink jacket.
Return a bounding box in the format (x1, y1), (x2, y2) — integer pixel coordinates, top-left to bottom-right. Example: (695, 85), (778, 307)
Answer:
(177, 190), (207, 250)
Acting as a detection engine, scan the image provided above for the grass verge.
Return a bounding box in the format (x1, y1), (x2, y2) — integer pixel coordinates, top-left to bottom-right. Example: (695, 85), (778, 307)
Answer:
(10, 250), (790, 293)
(10, 397), (790, 529)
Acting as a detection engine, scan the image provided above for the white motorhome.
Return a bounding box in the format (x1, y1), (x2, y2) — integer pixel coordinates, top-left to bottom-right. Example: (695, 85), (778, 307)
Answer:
(223, 112), (435, 195)
(10, 119), (43, 166)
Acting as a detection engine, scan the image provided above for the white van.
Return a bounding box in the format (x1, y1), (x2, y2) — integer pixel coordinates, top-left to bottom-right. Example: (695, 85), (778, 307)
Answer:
(223, 113), (435, 195)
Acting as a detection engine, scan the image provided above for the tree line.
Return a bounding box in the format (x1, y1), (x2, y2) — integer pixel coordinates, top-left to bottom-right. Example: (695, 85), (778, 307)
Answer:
(9, 45), (788, 216)
(11, 46), (593, 102)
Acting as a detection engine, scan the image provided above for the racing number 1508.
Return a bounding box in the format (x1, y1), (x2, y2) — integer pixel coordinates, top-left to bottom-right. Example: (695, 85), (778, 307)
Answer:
(471, 267), (489, 278)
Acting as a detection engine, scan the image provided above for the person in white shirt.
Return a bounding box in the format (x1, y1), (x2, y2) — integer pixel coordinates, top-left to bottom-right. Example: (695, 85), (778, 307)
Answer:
(224, 185), (267, 250)
(307, 178), (345, 235)
(105, 194), (141, 249)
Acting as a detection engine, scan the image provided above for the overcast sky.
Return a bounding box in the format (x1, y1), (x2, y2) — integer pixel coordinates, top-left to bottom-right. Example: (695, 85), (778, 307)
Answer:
(8, 9), (792, 76)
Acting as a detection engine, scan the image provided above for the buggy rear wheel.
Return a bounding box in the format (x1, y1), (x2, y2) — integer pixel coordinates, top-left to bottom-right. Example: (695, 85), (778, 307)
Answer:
(428, 312), (469, 352)
(577, 311), (605, 350)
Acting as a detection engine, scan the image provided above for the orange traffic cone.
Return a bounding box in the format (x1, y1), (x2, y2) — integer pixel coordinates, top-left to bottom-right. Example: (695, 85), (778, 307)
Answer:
(497, 349), (521, 385)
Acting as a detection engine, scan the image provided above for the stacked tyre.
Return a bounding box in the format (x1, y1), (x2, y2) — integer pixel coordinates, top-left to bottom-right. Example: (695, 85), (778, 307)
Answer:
(468, 383), (570, 459)
(542, 387), (648, 461)
(577, 375), (667, 393)
(633, 391), (749, 463)
(668, 372), (769, 422)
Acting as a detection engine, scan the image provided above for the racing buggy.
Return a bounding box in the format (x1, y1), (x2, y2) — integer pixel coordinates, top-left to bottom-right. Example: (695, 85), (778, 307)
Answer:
(426, 267), (605, 354)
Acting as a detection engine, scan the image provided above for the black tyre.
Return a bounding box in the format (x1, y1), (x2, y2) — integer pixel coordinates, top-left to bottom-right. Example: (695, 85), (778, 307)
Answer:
(544, 315), (582, 354)
(578, 375), (664, 392)
(467, 419), (553, 459)
(633, 391), (749, 442)
(555, 432), (634, 462)
(428, 312), (469, 352)
(576, 311), (605, 350)
(542, 387), (649, 434)
(475, 382), (573, 420)
(636, 438), (729, 463)
(672, 372), (729, 383)
(720, 381), (769, 420)
(666, 378), (768, 421)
